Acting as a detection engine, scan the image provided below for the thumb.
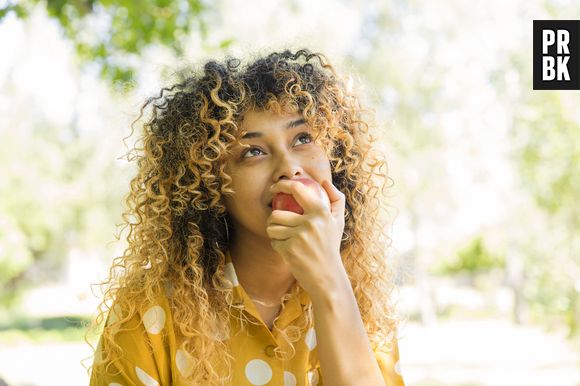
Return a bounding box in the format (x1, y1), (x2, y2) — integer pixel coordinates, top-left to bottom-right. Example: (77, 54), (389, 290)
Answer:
(320, 179), (345, 214)
(321, 180), (346, 227)
(320, 179), (341, 201)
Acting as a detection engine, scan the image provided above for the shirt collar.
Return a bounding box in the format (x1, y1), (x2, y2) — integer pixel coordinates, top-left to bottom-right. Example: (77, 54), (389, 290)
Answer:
(224, 249), (310, 328)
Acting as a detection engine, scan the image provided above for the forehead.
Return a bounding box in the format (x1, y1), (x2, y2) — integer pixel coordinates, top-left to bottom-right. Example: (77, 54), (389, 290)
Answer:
(239, 109), (303, 132)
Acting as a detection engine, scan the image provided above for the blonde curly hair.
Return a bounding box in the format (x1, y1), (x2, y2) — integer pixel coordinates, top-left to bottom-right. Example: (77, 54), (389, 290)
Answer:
(85, 48), (399, 385)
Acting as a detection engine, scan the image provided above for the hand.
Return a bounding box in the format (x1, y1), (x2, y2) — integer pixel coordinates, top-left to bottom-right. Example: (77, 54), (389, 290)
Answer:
(266, 179), (347, 297)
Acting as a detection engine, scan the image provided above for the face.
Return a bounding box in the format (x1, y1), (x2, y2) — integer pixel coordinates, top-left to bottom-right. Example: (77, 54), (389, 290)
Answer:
(223, 108), (333, 242)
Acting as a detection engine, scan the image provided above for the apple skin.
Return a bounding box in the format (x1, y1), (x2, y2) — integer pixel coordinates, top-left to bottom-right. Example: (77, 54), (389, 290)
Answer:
(271, 178), (330, 214)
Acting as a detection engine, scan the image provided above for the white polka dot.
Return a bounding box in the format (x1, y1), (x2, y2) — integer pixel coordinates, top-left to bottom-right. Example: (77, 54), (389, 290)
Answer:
(135, 366), (159, 386)
(224, 262), (239, 288)
(176, 349), (193, 377)
(245, 359), (272, 385)
(305, 327), (317, 350)
(307, 368), (319, 386)
(142, 305), (166, 334)
(284, 371), (297, 386)
(108, 383), (122, 386)
(394, 359), (402, 375)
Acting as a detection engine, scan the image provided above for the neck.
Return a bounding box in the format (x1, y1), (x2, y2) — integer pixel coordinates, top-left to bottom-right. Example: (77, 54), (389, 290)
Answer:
(228, 233), (297, 302)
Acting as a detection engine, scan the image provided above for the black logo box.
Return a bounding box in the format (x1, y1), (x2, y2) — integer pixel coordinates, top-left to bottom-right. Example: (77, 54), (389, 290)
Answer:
(533, 20), (580, 90)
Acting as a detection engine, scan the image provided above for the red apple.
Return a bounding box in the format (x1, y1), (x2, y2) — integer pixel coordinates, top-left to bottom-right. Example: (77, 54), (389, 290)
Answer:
(271, 178), (330, 214)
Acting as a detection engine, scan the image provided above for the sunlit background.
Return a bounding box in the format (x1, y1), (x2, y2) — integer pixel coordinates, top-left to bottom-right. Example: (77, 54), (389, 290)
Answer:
(0, 0), (579, 385)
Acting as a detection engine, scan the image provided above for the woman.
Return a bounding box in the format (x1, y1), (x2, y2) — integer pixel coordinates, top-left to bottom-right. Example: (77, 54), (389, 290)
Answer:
(87, 48), (405, 385)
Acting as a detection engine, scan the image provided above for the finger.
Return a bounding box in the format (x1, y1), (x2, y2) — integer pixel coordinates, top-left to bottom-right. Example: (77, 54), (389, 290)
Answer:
(266, 224), (300, 240)
(267, 209), (304, 226)
(271, 180), (321, 214)
(321, 180), (346, 224)
(320, 179), (342, 203)
(320, 179), (346, 217)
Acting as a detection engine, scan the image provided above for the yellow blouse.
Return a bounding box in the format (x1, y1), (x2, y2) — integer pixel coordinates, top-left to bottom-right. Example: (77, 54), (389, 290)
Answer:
(90, 250), (405, 385)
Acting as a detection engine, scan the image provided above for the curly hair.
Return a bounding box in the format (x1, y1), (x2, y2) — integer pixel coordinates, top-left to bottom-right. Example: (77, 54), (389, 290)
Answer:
(84, 48), (399, 385)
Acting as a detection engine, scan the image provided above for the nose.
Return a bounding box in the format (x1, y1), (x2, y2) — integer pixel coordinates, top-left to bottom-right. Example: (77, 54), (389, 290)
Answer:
(272, 152), (304, 182)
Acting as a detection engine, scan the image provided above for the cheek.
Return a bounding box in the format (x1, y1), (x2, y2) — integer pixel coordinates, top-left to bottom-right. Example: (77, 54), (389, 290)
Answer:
(309, 154), (332, 176)
(225, 178), (263, 206)
(223, 194), (237, 215)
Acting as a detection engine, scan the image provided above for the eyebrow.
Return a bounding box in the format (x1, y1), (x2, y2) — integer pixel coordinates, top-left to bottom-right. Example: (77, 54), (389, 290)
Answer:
(240, 118), (307, 139)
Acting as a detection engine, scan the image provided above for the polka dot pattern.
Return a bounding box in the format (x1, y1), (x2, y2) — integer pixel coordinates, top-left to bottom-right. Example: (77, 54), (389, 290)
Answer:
(305, 327), (317, 350)
(142, 305), (166, 335)
(175, 349), (193, 377)
(93, 248), (407, 386)
(284, 370), (297, 386)
(307, 368), (319, 386)
(224, 262), (239, 288)
(394, 359), (402, 375)
(135, 366), (158, 386)
(245, 359), (272, 385)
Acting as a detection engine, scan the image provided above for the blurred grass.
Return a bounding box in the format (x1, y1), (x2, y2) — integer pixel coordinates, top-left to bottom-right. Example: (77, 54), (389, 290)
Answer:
(0, 326), (87, 343)
(0, 315), (92, 344)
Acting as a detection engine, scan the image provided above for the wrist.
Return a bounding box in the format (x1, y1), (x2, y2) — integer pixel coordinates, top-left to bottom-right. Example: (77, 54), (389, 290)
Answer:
(309, 264), (351, 308)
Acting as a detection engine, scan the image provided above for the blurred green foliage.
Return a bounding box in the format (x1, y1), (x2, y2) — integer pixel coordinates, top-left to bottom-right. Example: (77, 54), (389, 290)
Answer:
(514, 91), (580, 234)
(0, 0), (227, 309)
(0, 118), (129, 308)
(350, 0), (580, 337)
(506, 48), (580, 337)
(0, 315), (89, 331)
(0, 326), (88, 343)
(0, 315), (92, 343)
(0, 0), (229, 89)
(0, 218), (33, 303)
(436, 236), (505, 275)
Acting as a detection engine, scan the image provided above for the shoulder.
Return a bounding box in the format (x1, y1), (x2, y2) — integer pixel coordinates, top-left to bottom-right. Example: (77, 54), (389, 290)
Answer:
(104, 284), (173, 333)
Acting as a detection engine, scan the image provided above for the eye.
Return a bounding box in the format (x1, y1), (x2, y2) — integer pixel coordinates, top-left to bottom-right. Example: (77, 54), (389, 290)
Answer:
(240, 132), (313, 159)
(241, 147), (265, 159)
(295, 132), (313, 145)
